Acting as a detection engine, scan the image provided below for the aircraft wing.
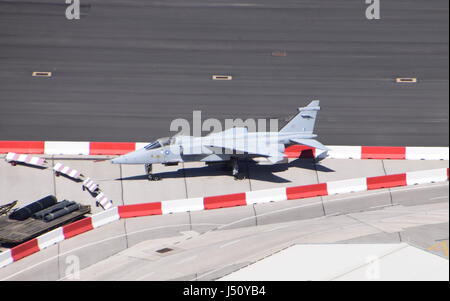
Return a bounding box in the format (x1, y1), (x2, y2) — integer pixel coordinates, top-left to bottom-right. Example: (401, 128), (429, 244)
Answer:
(290, 138), (329, 151)
(204, 138), (285, 162)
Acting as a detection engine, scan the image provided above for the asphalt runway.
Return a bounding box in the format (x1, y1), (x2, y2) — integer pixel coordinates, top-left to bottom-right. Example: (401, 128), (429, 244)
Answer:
(0, 0), (448, 146)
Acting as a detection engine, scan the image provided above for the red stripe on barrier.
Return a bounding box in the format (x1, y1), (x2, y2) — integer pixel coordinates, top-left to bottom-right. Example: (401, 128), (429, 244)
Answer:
(361, 146), (406, 159)
(11, 239), (40, 261)
(284, 145), (316, 158)
(204, 193), (247, 210)
(286, 183), (328, 200)
(62, 217), (93, 239)
(0, 141), (45, 154)
(118, 203), (162, 218)
(89, 142), (136, 155)
(366, 174), (407, 190)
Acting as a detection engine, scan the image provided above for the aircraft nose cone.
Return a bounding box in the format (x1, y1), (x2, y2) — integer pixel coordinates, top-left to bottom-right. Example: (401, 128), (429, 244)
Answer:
(111, 155), (127, 164)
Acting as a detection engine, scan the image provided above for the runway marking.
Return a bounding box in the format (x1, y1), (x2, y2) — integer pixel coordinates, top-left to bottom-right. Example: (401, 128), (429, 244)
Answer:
(430, 196), (448, 201)
(271, 51), (287, 57)
(135, 272), (155, 281)
(32, 71), (52, 77)
(212, 75), (232, 80)
(395, 77), (417, 83)
(175, 255), (197, 265)
(263, 225), (289, 233)
(219, 239), (241, 249)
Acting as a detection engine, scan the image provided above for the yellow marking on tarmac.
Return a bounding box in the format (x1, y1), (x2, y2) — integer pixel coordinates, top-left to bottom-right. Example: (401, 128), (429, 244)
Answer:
(32, 71), (52, 77)
(395, 77), (417, 83)
(271, 51), (287, 57)
(212, 75), (232, 80)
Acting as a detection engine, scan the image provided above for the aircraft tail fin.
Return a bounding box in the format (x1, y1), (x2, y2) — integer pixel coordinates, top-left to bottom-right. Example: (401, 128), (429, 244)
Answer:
(279, 100), (320, 133)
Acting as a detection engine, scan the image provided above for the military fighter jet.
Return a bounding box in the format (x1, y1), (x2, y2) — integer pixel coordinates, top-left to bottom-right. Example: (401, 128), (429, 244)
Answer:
(111, 100), (329, 180)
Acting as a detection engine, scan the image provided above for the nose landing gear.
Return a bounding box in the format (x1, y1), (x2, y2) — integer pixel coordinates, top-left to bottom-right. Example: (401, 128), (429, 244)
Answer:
(145, 164), (161, 181)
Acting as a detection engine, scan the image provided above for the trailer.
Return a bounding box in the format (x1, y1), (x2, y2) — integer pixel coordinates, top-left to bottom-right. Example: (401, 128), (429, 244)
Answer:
(0, 196), (90, 245)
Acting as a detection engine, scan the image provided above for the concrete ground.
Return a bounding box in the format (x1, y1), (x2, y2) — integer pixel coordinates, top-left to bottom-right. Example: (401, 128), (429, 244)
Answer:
(0, 154), (447, 280)
(1, 193), (447, 281)
(0, 155), (448, 211)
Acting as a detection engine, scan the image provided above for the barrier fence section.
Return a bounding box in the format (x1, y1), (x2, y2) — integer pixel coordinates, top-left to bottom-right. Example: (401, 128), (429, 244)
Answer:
(0, 141), (448, 160)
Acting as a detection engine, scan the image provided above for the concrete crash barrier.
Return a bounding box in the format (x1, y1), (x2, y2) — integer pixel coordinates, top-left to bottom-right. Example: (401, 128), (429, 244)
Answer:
(161, 197), (204, 214)
(406, 168), (449, 185)
(204, 193), (247, 210)
(0, 141), (44, 154)
(326, 177), (367, 195)
(62, 217), (94, 239)
(53, 162), (81, 179)
(0, 140), (447, 160)
(366, 174), (407, 190)
(286, 183), (328, 200)
(361, 146), (406, 159)
(118, 202), (162, 218)
(1, 168), (448, 269)
(5, 152), (46, 167)
(89, 142), (136, 155)
(11, 239), (40, 261)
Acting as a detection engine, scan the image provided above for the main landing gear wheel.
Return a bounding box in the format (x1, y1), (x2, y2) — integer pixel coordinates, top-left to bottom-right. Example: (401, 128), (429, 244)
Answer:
(145, 164), (162, 181)
(234, 173), (246, 180)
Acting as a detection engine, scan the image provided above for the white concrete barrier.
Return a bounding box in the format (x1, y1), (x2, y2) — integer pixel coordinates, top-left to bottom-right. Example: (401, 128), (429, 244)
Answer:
(246, 187), (287, 204)
(92, 207), (120, 228)
(327, 145), (362, 159)
(161, 197), (204, 214)
(0, 249), (13, 268)
(135, 142), (149, 150)
(406, 168), (448, 186)
(44, 141), (90, 155)
(37, 228), (65, 250)
(326, 178), (368, 195)
(405, 147), (449, 160)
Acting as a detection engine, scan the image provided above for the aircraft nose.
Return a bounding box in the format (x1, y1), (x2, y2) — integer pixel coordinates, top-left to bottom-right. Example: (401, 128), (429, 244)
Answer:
(111, 155), (127, 164)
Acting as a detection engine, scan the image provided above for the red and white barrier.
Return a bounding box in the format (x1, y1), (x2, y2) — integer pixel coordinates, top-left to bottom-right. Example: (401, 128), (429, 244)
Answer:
(53, 163), (81, 179)
(1, 140), (448, 160)
(5, 152), (46, 167)
(1, 168), (448, 269)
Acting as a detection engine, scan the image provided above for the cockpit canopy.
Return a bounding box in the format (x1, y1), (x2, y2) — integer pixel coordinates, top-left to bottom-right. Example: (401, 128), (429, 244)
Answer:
(144, 137), (173, 150)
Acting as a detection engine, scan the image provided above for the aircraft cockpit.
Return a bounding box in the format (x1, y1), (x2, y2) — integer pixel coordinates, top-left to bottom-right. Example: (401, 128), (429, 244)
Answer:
(144, 137), (174, 150)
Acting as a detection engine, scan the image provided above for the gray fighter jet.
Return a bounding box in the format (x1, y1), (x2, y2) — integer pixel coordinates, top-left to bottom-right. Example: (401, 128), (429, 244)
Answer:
(111, 100), (328, 180)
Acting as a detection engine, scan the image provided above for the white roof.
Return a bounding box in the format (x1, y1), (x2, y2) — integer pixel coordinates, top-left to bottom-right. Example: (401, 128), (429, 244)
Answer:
(219, 243), (449, 281)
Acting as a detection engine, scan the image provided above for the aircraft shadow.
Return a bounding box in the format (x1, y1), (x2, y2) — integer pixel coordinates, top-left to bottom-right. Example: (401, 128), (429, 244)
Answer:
(117, 159), (334, 184)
